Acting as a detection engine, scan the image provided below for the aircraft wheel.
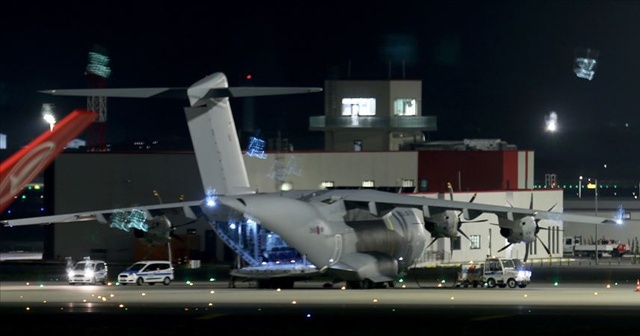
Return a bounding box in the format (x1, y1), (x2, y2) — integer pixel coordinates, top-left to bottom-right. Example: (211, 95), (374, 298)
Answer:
(163, 277), (171, 285)
(507, 279), (517, 288)
(486, 278), (497, 288)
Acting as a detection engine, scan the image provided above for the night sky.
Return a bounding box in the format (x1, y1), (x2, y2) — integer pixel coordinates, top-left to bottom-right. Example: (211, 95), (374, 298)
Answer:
(2, 0), (640, 182)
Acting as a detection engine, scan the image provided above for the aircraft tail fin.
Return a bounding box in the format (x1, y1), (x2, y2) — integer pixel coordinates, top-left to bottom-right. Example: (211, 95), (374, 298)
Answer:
(185, 72), (322, 196)
(0, 109), (98, 213)
(40, 72), (322, 197)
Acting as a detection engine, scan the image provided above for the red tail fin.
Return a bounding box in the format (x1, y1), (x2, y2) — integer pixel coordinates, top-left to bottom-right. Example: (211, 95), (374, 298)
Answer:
(0, 109), (98, 214)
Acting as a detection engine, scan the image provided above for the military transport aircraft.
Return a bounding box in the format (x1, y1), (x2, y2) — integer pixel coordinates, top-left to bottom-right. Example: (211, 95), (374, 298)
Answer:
(1, 72), (617, 289)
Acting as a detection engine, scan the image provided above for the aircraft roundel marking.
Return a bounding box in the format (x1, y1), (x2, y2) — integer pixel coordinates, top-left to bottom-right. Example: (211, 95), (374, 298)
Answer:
(0, 141), (56, 206)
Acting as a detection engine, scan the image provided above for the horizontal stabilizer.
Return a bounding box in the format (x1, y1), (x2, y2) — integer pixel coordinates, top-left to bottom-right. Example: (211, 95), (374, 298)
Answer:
(226, 87), (323, 97)
(40, 88), (188, 99)
(40, 87), (322, 100)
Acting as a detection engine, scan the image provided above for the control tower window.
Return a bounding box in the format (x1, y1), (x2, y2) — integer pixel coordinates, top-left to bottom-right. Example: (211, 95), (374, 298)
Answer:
(341, 98), (376, 116)
(394, 98), (416, 116)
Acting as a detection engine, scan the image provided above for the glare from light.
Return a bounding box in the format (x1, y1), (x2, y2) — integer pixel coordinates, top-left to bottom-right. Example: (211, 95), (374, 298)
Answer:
(42, 104), (56, 131)
(545, 111), (558, 132)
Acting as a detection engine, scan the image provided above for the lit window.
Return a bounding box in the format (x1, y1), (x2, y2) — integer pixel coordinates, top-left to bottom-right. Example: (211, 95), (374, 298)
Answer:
(354, 140), (362, 151)
(362, 180), (375, 188)
(401, 179), (414, 187)
(341, 98), (376, 116)
(321, 181), (334, 189)
(393, 99), (417, 116)
(470, 235), (481, 249)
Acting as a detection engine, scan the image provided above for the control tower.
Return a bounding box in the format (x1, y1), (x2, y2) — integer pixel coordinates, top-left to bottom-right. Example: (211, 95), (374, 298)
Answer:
(85, 45), (111, 151)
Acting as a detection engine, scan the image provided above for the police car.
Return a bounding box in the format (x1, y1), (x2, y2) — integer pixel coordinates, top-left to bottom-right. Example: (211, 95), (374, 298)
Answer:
(68, 258), (108, 285)
(118, 260), (174, 285)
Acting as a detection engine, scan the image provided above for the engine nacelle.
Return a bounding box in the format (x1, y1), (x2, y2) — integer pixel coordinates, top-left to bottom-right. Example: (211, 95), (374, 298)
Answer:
(498, 216), (537, 244)
(133, 216), (173, 245)
(424, 210), (459, 238)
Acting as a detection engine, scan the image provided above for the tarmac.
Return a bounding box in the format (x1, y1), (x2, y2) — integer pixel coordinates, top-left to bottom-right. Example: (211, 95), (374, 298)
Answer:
(1, 258), (639, 335)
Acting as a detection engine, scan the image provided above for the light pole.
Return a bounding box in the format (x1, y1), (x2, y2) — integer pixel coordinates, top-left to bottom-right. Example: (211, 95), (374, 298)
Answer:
(153, 190), (163, 204)
(578, 176), (583, 199)
(594, 178), (598, 265)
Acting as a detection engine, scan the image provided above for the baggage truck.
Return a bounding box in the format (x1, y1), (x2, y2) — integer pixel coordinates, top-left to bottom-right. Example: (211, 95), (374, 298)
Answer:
(454, 257), (531, 289)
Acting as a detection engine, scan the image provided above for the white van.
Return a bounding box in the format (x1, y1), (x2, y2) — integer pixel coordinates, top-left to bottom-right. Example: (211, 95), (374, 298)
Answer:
(118, 260), (174, 286)
(68, 259), (108, 285)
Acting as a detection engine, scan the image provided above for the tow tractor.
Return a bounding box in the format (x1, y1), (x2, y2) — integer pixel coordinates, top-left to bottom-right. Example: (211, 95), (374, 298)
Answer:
(454, 257), (531, 289)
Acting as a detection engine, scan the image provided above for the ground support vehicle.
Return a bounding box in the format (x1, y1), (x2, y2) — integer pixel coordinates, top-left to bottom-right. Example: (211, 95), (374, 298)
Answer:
(482, 258), (530, 288)
(564, 236), (629, 258)
(454, 263), (484, 288)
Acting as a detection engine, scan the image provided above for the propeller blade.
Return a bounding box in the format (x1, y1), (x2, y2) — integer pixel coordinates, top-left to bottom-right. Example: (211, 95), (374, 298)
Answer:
(537, 236), (552, 255)
(426, 237), (439, 249)
(468, 193), (478, 203)
(458, 228), (471, 242)
(461, 218), (488, 224)
(497, 243), (512, 253)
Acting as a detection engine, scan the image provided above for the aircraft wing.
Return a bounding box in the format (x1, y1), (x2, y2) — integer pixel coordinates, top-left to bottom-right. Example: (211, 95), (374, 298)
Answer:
(335, 189), (617, 225)
(1, 200), (204, 227)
